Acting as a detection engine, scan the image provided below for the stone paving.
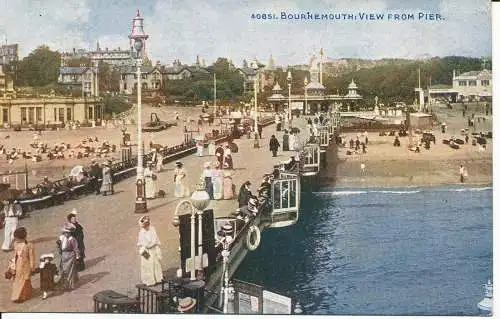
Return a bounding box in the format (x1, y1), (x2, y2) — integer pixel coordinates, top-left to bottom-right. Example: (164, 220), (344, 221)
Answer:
(0, 119), (307, 312)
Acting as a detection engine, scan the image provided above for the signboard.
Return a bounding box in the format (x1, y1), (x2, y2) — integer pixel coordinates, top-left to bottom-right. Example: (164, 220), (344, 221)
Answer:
(0, 44), (18, 64)
(263, 290), (292, 314)
(233, 280), (263, 314)
(233, 279), (293, 314)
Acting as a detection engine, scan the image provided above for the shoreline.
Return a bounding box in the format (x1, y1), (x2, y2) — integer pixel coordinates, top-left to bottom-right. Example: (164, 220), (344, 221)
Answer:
(318, 180), (492, 190)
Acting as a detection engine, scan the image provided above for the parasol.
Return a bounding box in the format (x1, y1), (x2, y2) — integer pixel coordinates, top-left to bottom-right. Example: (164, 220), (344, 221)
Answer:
(69, 165), (84, 177)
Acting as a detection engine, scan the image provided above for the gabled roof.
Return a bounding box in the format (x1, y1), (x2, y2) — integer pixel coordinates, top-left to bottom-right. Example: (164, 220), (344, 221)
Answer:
(237, 67), (257, 76)
(59, 67), (93, 75)
(456, 69), (491, 79)
(119, 65), (156, 74)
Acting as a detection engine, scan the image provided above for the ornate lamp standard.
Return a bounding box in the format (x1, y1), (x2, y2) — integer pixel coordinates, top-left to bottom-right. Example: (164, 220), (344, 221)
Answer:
(190, 185), (210, 279)
(171, 184), (210, 281)
(129, 10), (149, 214)
(287, 71), (292, 123)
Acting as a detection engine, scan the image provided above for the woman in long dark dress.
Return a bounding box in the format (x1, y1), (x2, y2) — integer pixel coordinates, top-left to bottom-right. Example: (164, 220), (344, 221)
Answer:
(67, 209), (85, 271)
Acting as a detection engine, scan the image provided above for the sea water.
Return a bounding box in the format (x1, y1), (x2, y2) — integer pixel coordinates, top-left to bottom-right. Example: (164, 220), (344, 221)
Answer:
(234, 185), (493, 315)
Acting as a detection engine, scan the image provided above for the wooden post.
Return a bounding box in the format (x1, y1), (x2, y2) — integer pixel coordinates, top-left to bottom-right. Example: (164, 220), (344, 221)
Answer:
(24, 164), (28, 190)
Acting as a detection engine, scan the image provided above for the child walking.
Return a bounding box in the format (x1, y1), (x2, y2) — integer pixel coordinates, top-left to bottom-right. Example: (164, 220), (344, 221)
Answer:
(37, 253), (57, 299)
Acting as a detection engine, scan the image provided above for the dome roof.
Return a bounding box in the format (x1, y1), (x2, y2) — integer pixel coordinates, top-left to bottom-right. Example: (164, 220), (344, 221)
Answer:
(306, 82), (325, 90)
(272, 83), (282, 91)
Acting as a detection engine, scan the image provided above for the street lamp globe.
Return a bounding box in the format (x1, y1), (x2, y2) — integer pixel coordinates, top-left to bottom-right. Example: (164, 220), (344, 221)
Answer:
(287, 71), (292, 82)
(190, 185), (210, 212)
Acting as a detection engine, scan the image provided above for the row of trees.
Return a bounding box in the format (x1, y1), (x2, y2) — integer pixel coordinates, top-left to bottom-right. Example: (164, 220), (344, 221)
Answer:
(6, 45), (489, 108)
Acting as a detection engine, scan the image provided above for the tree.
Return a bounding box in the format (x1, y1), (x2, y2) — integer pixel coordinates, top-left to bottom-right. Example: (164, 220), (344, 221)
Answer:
(16, 45), (61, 87)
(98, 62), (120, 93)
(102, 95), (131, 118)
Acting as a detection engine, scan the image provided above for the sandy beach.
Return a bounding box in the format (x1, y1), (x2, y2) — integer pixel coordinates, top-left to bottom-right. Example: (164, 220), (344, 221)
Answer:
(320, 104), (492, 188)
(0, 105), (219, 187)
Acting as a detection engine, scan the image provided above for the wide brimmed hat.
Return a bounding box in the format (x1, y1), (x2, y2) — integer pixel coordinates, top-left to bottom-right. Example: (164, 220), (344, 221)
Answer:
(175, 161), (183, 167)
(13, 227), (27, 240)
(139, 215), (150, 227)
(178, 297), (197, 313)
(40, 253), (54, 261)
(203, 162), (211, 169)
(67, 208), (78, 221)
(248, 198), (258, 206)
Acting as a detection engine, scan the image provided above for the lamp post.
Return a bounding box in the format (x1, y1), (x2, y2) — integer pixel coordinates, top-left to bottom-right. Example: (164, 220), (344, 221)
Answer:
(254, 72), (258, 133)
(253, 71), (260, 148)
(133, 38), (147, 214)
(190, 185), (210, 280)
(287, 71), (292, 123)
(304, 76), (308, 116)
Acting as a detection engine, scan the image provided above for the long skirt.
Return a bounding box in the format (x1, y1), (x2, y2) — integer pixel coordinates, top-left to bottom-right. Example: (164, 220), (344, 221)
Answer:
(140, 246), (163, 286)
(2, 217), (18, 251)
(196, 145), (203, 156)
(145, 177), (157, 199)
(223, 177), (234, 199)
(213, 176), (223, 200)
(224, 156), (233, 169)
(208, 143), (216, 156)
(59, 251), (78, 291)
(174, 180), (189, 198)
(11, 278), (32, 302)
(204, 177), (214, 199)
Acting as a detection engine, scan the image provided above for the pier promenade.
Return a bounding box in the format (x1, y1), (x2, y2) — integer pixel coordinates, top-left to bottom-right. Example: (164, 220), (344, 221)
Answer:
(0, 118), (308, 312)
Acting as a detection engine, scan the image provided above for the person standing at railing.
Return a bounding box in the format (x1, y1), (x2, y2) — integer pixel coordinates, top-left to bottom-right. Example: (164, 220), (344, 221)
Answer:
(100, 161), (114, 196)
(88, 159), (101, 195)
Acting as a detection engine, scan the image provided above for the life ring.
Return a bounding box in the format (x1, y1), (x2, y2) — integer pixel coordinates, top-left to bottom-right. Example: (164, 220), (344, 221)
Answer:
(246, 225), (261, 251)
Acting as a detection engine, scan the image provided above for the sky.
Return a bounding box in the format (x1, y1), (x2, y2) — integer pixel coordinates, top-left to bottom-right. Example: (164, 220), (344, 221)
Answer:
(0, 0), (492, 67)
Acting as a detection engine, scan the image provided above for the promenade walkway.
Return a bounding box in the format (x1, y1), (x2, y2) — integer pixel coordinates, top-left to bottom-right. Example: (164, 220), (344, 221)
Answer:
(0, 119), (308, 312)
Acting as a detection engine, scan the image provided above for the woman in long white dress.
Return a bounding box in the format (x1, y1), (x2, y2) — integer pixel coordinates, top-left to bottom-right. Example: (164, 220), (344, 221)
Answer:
(174, 162), (189, 198)
(212, 163), (223, 200)
(144, 162), (157, 199)
(2, 200), (22, 252)
(137, 216), (163, 286)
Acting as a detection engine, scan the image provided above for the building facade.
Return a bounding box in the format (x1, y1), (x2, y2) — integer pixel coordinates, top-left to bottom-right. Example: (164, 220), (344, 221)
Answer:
(0, 65), (14, 97)
(0, 96), (103, 126)
(452, 69), (491, 101)
(0, 44), (19, 65)
(119, 65), (163, 95)
(426, 69), (492, 103)
(58, 67), (98, 97)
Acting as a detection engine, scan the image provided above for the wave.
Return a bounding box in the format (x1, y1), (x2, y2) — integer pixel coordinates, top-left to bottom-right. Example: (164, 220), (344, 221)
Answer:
(315, 186), (492, 196)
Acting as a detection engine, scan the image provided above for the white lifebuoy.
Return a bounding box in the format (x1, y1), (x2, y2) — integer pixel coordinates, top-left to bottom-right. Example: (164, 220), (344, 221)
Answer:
(246, 225), (261, 251)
